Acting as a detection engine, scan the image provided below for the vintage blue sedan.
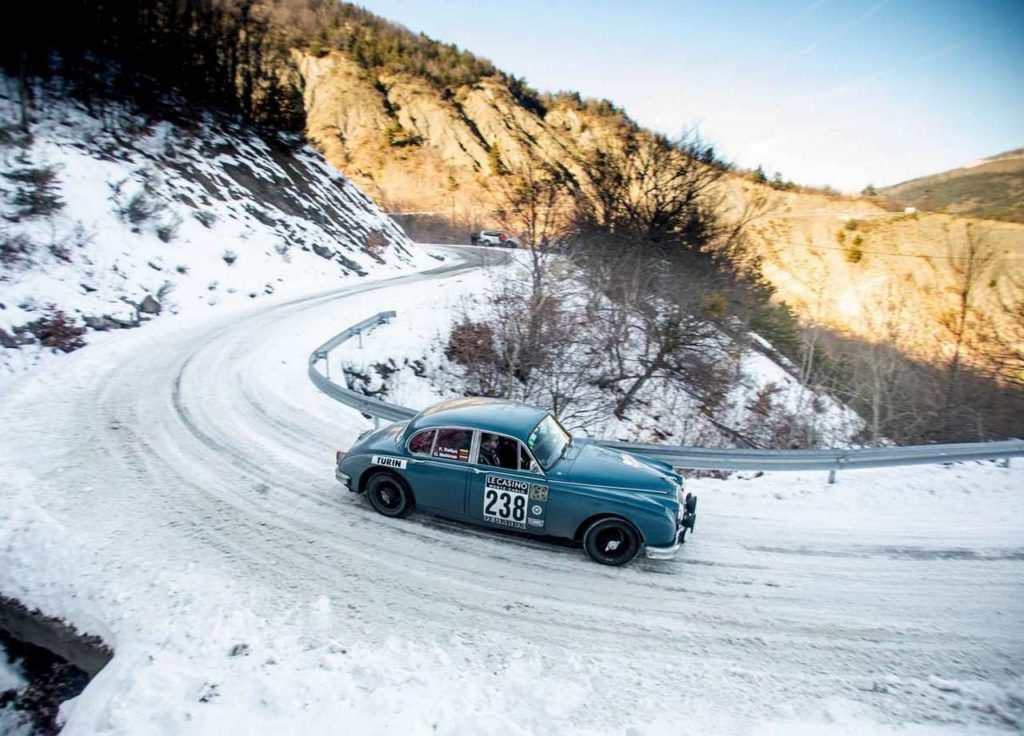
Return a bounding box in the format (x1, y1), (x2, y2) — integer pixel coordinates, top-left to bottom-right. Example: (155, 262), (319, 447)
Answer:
(335, 397), (697, 565)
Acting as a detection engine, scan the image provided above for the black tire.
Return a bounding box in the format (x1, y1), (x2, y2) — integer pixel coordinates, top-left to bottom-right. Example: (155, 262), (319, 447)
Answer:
(365, 472), (415, 518)
(582, 518), (642, 566)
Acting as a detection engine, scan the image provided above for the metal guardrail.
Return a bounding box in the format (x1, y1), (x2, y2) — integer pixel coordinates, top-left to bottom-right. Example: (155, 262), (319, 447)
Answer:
(308, 310), (419, 424)
(595, 439), (1024, 482)
(310, 312), (1024, 481)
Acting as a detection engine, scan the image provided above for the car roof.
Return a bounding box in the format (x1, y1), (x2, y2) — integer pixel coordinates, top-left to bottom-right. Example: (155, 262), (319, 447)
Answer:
(406, 397), (549, 443)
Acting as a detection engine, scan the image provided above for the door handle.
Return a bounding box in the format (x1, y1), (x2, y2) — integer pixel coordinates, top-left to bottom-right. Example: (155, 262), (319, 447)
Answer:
(470, 467), (485, 474)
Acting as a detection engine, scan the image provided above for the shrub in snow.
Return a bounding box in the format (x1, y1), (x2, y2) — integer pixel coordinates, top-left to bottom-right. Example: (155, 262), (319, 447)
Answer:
(156, 281), (175, 300)
(444, 319), (502, 396)
(124, 191), (162, 227)
(25, 308), (86, 353)
(193, 209), (217, 228)
(0, 232), (33, 267)
(222, 250), (237, 265)
(364, 230), (388, 257)
(109, 176), (166, 229)
(155, 215), (181, 243)
(3, 165), (64, 219)
(48, 240), (72, 263)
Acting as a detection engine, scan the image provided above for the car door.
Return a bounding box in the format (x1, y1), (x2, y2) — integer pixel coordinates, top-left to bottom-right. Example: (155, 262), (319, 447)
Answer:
(467, 433), (550, 534)
(402, 427), (472, 519)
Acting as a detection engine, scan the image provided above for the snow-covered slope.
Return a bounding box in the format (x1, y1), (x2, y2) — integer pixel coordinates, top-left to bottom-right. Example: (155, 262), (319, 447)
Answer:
(0, 78), (432, 374)
(341, 252), (864, 448)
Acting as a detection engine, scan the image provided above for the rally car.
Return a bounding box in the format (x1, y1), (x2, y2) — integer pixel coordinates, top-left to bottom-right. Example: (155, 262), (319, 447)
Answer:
(335, 397), (697, 565)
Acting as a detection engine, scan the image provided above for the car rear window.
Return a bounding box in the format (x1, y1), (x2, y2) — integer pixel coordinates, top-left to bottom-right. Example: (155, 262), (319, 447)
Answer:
(408, 429), (435, 455)
(433, 428), (472, 462)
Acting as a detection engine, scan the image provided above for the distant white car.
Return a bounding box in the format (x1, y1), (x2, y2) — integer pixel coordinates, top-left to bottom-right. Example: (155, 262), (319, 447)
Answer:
(473, 230), (518, 248)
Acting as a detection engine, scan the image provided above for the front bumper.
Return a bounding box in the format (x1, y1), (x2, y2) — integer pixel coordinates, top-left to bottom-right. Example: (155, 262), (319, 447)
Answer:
(645, 493), (697, 560)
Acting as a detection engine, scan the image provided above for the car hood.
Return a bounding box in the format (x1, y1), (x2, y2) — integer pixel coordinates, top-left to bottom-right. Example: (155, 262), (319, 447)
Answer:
(558, 442), (679, 495)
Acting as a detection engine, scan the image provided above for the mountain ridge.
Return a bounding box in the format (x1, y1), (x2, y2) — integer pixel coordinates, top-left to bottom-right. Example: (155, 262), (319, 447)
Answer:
(879, 147), (1024, 224)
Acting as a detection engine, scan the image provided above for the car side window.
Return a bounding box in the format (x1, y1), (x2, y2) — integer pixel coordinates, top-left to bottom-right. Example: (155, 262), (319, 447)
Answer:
(432, 428), (472, 463)
(518, 443), (542, 474)
(407, 429), (435, 456)
(478, 433), (519, 470)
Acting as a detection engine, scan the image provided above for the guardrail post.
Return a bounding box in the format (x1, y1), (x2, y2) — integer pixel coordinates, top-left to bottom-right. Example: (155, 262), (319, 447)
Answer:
(1002, 457), (1012, 468)
(829, 454), (849, 485)
(357, 328), (363, 349)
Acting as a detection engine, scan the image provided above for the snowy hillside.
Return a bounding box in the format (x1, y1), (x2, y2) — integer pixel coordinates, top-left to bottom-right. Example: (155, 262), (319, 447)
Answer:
(340, 253), (865, 448)
(0, 77), (433, 374)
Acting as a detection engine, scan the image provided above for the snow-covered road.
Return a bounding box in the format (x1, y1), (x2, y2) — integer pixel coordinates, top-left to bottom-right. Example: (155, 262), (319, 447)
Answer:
(1, 246), (1022, 735)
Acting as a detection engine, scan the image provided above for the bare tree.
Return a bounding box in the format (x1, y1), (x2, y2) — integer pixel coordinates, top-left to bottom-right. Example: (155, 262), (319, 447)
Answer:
(939, 223), (995, 431)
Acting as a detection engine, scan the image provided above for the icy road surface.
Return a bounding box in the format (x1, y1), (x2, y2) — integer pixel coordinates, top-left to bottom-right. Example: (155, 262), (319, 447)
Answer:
(1, 247), (1022, 735)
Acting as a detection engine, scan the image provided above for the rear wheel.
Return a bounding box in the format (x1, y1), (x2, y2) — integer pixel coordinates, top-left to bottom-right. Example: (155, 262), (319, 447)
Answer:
(582, 518), (641, 566)
(365, 472), (414, 518)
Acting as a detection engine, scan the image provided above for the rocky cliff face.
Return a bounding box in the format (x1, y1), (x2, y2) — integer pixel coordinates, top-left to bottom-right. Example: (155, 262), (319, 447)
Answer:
(298, 52), (631, 215)
(293, 49), (1024, 374)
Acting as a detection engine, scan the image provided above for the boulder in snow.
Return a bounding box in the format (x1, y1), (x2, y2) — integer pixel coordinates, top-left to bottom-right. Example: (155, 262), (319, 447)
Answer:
(137, 295), (162, 315)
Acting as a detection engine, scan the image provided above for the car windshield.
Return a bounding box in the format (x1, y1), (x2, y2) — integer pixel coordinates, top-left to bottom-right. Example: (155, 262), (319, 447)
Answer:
(527, 414), (572, 470)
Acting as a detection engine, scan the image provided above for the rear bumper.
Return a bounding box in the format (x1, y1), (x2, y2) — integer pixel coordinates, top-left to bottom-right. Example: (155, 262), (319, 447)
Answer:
(336, 467), (352, 490)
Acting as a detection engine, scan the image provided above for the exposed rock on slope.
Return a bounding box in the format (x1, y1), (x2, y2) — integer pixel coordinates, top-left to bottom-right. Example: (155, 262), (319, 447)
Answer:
(298, 52), (632, 215)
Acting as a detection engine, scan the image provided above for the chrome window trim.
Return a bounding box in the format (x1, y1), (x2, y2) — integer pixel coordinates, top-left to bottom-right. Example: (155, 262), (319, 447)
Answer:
(404, 423), (544, 475)
(409, 425), (475, 464)
(406, 428), (438, 457)
(473, 430), (543, 476)
(528, 414), (572, 471)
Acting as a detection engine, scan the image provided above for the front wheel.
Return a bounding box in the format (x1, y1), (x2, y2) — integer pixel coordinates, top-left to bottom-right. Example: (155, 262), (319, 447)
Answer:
(583, 518), (641, 566)
(365, 472), (415, 518)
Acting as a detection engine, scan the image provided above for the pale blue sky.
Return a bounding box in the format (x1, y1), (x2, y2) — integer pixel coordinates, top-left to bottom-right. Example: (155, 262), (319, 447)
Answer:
(355, 0), (1024, 191)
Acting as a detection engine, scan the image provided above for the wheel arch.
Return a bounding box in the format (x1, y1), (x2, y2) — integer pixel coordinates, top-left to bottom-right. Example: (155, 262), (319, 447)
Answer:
(574, 513), (645, 544)
(359, 467), (413, 500)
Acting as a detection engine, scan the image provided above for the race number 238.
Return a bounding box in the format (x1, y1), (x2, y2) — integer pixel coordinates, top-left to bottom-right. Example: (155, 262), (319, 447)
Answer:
(483, 486), (528, 523)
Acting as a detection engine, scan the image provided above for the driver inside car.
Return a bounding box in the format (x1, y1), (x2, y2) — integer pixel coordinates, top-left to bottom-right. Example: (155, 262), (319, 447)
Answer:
(479, 434), (501, 466)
